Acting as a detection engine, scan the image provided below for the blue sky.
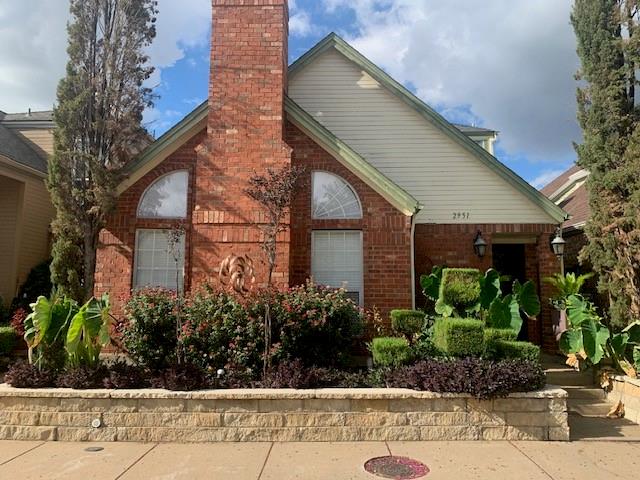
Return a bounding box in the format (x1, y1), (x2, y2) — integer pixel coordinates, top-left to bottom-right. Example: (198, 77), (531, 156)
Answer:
(0, 0), (580, 190)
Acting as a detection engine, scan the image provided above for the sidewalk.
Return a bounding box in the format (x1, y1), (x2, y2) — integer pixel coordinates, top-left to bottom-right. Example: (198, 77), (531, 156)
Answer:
(1, 440), (640, 479)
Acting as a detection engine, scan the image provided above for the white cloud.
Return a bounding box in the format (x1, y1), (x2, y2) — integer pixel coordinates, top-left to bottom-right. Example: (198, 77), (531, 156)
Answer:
(0, 0), (211, 113)
(530, 168), (569, 190)
(290, 11), (316, 37)
(322, 0), (581, 164)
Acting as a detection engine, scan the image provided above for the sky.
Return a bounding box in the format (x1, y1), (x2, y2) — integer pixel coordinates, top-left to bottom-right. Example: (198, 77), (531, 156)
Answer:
(0, 0), (581, 189)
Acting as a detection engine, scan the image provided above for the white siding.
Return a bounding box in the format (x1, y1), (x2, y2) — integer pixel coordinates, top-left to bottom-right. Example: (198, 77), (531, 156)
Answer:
(289, 50), (555, 224)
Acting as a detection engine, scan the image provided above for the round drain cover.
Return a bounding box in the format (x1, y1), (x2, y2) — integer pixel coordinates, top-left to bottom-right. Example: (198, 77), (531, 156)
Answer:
(364, 456), (429, 479)
(84, 447), (104, 453)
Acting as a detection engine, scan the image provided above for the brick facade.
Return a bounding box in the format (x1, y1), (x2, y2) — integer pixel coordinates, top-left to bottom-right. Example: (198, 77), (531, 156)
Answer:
(414, 223), (560, 349)
(287, 122), (413, 320)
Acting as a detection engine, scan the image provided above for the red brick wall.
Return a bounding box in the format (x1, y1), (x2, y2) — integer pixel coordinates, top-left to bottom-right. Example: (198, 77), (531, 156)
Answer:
(287, 122), (413, 320)
(414, 223), (560, 348)
(95, 132), (205, 314)
(192, 0), (292, 289)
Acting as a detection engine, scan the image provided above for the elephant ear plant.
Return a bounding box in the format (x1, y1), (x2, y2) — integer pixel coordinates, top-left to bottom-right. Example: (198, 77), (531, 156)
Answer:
(24, 293), (112, 371)
(559, 294), (640, 377)
(433, 267), (541, 336)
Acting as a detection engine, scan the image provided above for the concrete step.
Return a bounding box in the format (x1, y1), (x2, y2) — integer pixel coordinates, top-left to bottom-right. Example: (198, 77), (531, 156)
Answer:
(568, 399), (614, 417)
(570, 414), (640, 441)
(545, 368), (595, 387)
(562, 386), (606, 401)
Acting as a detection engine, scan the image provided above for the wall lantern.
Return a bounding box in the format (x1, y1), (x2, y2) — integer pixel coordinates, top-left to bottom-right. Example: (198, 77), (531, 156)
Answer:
(551, 229), (566, 258)
(473, 231), (487, 258)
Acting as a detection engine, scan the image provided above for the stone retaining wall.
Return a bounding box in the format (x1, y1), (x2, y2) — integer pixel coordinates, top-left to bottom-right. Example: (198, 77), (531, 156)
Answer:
(0, 385), (569, 442)
(606, 375), (640, 424)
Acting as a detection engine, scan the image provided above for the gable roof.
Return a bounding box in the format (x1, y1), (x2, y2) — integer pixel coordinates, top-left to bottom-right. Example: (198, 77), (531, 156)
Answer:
(541, 165), (589, 230)
(289, 33), (567, 224)
(0, 123), (47, 175)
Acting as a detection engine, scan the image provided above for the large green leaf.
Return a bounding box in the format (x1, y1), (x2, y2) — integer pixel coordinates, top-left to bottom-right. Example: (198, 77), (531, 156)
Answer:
(513, 280), (541, 317)
(622, 322), (640, 344)
(610, 332), (629, 358)
(565, 295), (593, 327)
(66, 295), (111, 366)
(420, 266), (443, 302)
(582, 318), (610, 365)
(435, 298), (454, 317)
(559, 329), (584, 355)
(487, 295), (522, 333)
(479, 269), (501, 309)
(24, 296), (52, 348)
(634, 346), (640, 372)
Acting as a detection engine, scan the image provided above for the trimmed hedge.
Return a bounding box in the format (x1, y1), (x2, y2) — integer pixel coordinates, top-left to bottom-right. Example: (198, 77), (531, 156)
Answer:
(0, 326), (16, 355)
(390, 310), (425, 337)
(371, 337), (413, 368)
(439, 268), (481, 312)
(493, 340), (541, 363)
(484, 328), (518, 358)
(433, 317), (484, 357)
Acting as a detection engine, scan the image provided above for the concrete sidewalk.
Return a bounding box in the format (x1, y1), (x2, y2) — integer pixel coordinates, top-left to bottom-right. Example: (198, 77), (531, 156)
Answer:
(1, 440), (639, 479)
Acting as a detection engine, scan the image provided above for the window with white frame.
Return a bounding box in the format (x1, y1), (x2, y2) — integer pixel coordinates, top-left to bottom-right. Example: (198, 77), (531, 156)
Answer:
(134, 229), (185, 291)
(311, 230), (363, 305)
(137, 170), (188, 219)
(312, 171), (362, 219)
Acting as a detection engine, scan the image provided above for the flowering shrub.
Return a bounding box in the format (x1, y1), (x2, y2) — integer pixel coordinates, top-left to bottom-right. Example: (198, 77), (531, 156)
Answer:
(121, 289), (179, 371)
(269, 283), (365, 367)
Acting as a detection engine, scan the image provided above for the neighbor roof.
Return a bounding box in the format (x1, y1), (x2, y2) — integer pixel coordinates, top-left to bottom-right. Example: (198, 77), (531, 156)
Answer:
(0, 123), (47, 174)
(0, 110), (54, 124)
(453, 124), (497, 136)
(289, 33), (567, 223)
(541, 165), (589, 230)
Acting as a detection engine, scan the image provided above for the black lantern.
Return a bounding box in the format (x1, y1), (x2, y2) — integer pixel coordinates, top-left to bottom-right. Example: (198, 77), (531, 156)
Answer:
(551, 229), (566, 258)
(473, 231), (487, 258)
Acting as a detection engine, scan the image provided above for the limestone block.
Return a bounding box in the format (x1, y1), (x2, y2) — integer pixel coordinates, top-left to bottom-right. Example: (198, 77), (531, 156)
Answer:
(224, 413), (284, 428)
(59, 398), (137, 413)
(345, 413), (407, 427)
(103, 412), (223, 428)
(297, 427), (361, 442)
(420, 426), (480, 441)
(0, 411), (40, 426)
(505, 412), (552, 427)
(467, 399), (494, 412)
(284, 413), (345, 427)
(0, 397), (61, 412)
(137, 398), (185, 413)
(406, 412), (467, 426)
(57, 427), (117, 442)
(229, 427), (299, 442)
(468, 411), (506, 426)
(187, 399), (258, 413)
(492, 398), (547, 412)
(39, 412), (97, 427)
(349, 399), (390, 412)
(358, 426), (421, 441)
(304, 399), (351, 412)
(0, 425), (56, 441)
(258, 399), (304, 413)
(548, 426), (571, 441)
(549, 398), (568, 413)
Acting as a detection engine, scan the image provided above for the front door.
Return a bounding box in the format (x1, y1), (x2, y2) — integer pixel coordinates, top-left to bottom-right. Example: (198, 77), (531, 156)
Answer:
(492, 243), (528, 340)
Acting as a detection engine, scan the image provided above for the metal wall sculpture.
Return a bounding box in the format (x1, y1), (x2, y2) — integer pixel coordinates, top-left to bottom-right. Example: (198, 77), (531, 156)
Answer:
(219, 254), (256, 294)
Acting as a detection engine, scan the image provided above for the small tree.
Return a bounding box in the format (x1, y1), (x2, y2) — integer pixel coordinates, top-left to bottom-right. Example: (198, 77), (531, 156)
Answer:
(245, 165), (306, 373)
(49, 0), (158, 300)
(167, 223), (186, 363)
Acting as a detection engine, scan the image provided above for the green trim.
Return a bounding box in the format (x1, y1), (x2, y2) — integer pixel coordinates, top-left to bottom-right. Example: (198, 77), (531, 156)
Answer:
(285, 97), (421, 216)
(290, 33), (568, 223)
(123, 101), (208, 175)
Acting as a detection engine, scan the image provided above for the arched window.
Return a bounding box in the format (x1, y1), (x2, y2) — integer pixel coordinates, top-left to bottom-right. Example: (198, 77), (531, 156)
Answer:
(137, 171), (188, 219)
(312, 171), (362, 219)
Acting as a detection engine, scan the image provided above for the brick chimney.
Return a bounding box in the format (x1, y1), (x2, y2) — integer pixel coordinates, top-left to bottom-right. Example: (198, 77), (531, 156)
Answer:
(192, 0), (292, 288)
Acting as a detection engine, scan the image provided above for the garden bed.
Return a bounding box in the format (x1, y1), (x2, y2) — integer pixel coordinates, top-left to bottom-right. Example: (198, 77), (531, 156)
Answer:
(605, 375), (640, 424)
(0, 384), (569, 442)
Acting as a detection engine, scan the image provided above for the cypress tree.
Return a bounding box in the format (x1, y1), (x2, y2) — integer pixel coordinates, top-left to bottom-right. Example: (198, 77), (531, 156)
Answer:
(572, 0), (640, 326)
(49, 0), (158, 300)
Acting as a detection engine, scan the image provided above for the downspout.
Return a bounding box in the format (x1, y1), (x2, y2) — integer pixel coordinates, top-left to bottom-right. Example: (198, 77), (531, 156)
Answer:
(410, 214), (417, 309)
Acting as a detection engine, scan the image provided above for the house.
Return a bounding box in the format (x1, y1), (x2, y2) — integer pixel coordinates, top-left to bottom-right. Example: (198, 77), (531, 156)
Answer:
(94, 0), (567, 348)
(0, 110), (55, 306)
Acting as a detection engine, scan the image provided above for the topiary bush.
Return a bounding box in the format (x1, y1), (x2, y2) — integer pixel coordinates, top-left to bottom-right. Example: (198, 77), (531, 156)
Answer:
(484, 328), (518, 359)
(493, 340), (541, 363)
(387, 358), (546, 399)
(437, 268), (481, 315)
(370, 337), (413, 368)
(0, 327), (16, 355)
(432, 317), (484, 357)
(390, 310), (425, 338)
(122, 289), (179, 371)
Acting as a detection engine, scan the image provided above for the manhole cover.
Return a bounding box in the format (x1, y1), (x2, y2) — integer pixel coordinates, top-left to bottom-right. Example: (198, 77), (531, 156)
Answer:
(84, 447), (104, 453)
(364, 456), (429, 479)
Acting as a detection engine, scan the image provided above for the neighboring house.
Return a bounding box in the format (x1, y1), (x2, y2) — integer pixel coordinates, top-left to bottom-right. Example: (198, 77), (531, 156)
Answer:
(95, 0), (567, 348)
(0, 110), (55, 306)
(541, 165), (590, 274)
